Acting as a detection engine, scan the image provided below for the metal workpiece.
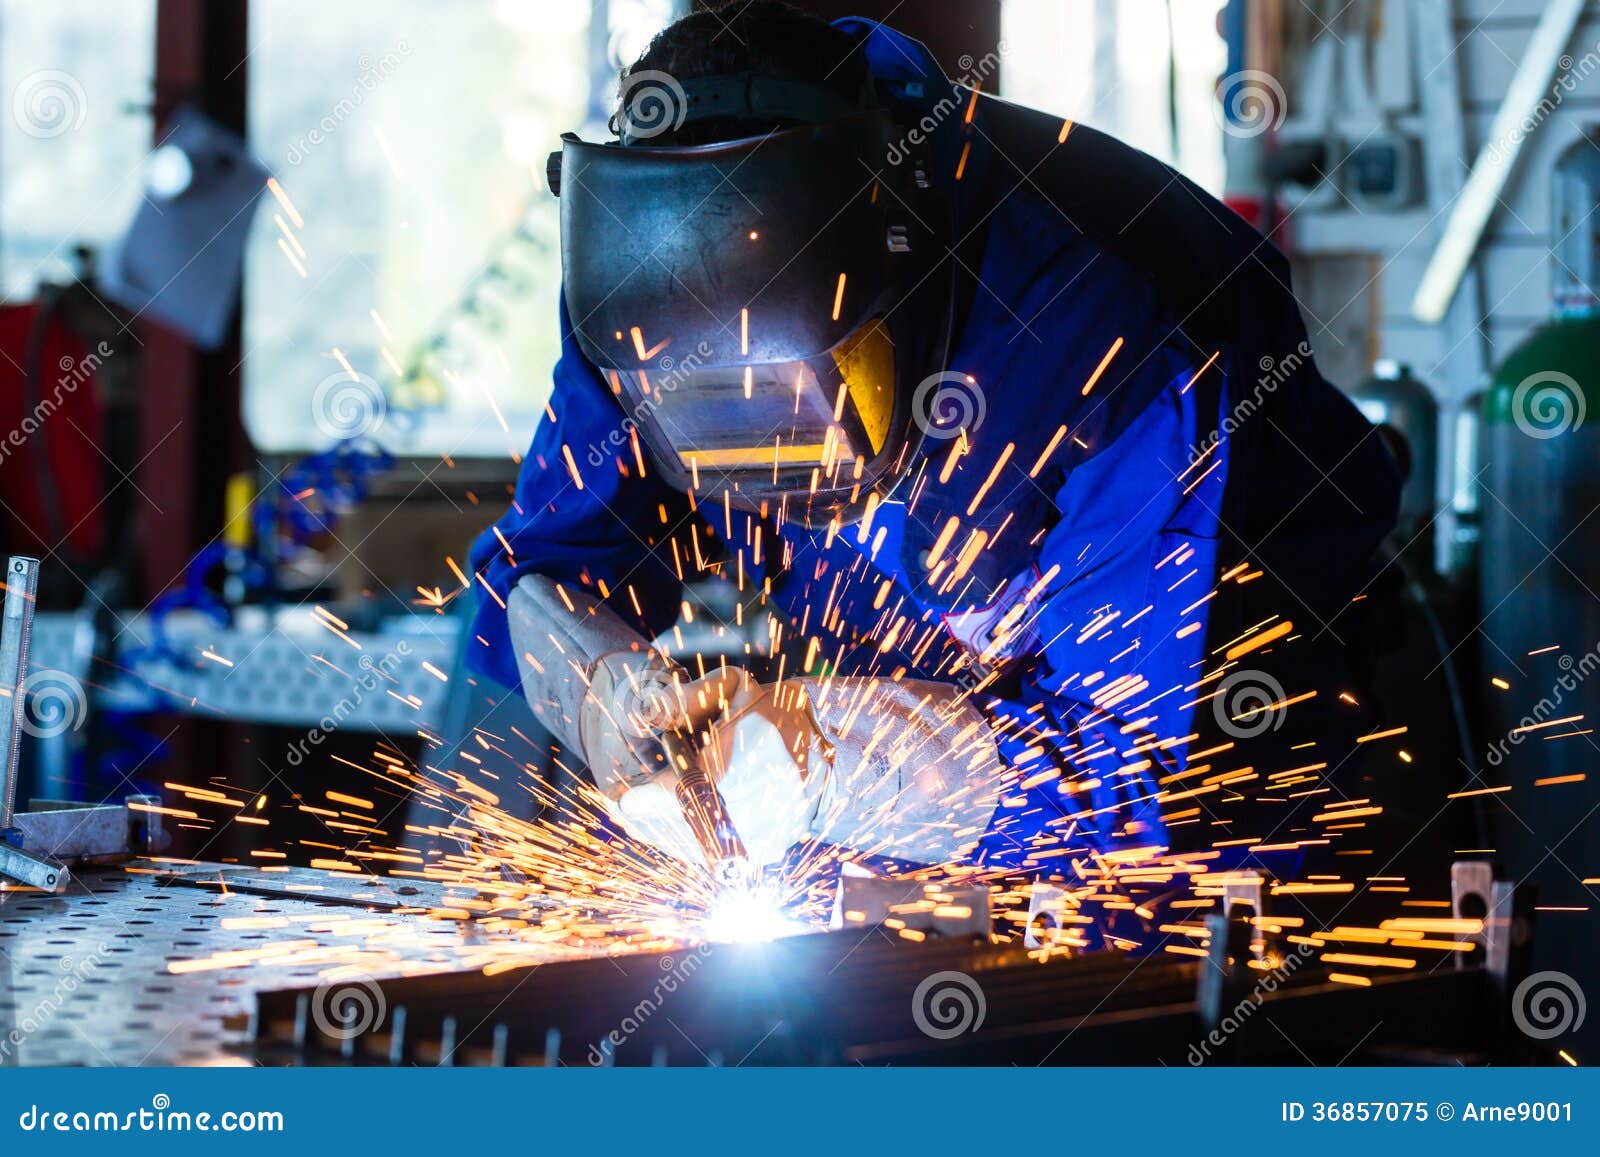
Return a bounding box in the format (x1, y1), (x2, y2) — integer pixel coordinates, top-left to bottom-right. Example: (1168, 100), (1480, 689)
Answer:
(149, 863), (466, 910)
(1, 793), (174, 891)
(250, 908), (1506, 1068)
(1197, 900), (1261, 1043)
(0, 859), (1531, 1068)
(11, 796), (172, 863)
(1218, 870), (1269, 962)
(0, 557), (231, 890)
(830, 871), (992, 939)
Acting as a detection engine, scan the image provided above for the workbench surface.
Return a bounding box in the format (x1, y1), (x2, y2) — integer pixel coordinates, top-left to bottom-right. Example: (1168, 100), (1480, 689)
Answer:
(0, 864), (576, 1066)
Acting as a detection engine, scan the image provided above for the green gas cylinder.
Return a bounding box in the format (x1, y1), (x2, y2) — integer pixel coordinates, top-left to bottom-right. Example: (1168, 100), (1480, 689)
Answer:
(1476, 130), (1600, 1054)
(1348, 360), (1439, 568)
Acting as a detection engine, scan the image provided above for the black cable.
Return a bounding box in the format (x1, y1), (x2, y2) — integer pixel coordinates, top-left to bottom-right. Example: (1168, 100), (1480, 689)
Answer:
(1388, 544), (1489, 850)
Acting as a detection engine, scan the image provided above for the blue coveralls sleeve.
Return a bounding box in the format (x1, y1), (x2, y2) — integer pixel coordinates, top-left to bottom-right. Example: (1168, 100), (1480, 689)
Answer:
(972, 325), (1226, 866)
(884, 150), (1232, 867)
(465, 299), (692, 693)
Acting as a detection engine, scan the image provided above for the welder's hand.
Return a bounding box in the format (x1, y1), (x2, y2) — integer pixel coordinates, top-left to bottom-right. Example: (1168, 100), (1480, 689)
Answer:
(803, 678), (1005, 865)
(579, 655), (743, 801)
(610, 676), (1013, 868)
(508, 574), (740, 797)
(611, 677), (835, 868)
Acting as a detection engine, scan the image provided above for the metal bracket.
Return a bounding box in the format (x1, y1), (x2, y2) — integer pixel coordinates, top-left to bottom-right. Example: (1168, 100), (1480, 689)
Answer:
(0, 556), (65, 893)
(1451, 859), (1536, 1057)
(1021, 882), (1100, 953)
(10, 795), (169, 863)
(1023, 883), (1072, 950)
(1220, 870), (1269, 961)
(0, 556), (168, 894)
(0, 840), (68, 892)
(1197, 901), (1257, 1037)
(1450, 860), (1534, 989)
(1193, 870), (1271, 1040)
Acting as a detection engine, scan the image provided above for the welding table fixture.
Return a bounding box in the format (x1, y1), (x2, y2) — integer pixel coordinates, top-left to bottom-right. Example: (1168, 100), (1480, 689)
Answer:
(0, 555), (166, 892)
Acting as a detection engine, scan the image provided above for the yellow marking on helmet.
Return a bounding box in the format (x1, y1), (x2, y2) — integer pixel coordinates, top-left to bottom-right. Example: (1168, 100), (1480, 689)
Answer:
(686, 444), (847, 468)
(831, 319), (895, 454)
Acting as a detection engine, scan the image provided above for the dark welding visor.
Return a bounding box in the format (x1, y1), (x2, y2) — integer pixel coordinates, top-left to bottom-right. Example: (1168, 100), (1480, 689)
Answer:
(553, 106), (946, 520)
(604, 316), (896, 477)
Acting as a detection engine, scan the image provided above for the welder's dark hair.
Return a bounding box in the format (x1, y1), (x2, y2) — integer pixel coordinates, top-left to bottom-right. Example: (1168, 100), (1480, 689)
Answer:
(613, 0), (873, 144)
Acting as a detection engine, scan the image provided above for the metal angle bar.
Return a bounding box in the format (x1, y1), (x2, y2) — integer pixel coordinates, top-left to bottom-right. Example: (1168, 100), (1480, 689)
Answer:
(0, 841), (68, 893)
(0, 556), (40, 832)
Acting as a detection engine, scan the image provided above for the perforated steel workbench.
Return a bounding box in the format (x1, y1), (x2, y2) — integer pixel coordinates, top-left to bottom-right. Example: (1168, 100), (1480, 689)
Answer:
(0, 864), (574, 1067)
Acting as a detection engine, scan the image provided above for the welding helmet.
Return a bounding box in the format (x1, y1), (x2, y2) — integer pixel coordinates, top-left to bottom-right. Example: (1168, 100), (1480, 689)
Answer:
(550, 73), (956, 526)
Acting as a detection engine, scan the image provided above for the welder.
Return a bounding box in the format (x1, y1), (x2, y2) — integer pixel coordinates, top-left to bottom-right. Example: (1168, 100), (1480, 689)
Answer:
(468, 3), (1401, 881)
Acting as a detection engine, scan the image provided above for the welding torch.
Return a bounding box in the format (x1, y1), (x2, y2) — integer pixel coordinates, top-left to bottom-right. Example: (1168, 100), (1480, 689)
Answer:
(655, 706), (752, 893)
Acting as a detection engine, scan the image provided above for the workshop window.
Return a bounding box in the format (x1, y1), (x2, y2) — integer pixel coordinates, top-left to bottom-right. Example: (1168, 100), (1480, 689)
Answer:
(242, 0), (678, 459)
(0, 0), (157, 297)
(1001, 0), (1227, 195)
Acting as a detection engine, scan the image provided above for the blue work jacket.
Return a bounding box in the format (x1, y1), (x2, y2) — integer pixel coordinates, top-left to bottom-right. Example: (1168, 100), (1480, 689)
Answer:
(468, 20), (1401, 874)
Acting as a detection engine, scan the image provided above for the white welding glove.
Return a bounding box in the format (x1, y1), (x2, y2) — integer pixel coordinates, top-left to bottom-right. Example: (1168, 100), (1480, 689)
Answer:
(805, 677), (1006, 865)
(507, 575), (738, 800)
(612, 676), (1006, 869)
(612, 677), (834, 867)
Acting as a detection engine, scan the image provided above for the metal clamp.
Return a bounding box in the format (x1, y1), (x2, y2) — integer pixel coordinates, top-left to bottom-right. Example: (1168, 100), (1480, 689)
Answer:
(0, 556), (69, 893)
(1450, 860), (1533, 989)
(1196, 872), (1267, 1035)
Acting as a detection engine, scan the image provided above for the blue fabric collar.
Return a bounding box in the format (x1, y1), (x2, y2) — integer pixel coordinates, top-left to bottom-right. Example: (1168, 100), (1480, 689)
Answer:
(831, 17), (946, 100)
